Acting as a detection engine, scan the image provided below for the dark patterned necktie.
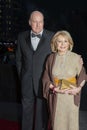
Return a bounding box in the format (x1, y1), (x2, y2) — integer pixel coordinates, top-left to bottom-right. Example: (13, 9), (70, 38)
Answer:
(31, 33), (41, 39)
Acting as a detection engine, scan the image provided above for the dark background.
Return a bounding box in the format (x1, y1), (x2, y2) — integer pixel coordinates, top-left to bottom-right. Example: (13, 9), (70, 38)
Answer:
(0, 0), (87, 110)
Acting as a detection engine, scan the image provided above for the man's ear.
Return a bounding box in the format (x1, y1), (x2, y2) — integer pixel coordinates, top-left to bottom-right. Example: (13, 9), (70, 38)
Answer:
(29, 20), (31, 26)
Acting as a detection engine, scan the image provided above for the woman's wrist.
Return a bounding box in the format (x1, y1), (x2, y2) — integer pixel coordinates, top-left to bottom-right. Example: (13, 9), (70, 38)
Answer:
(79, 80), (85, 88)
(52, 86), (56, 93)
(50, 85), (56, 93)
(49, 84), (56, 93)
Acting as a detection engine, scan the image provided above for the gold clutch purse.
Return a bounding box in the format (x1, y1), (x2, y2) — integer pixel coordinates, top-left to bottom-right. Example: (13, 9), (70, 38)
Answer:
(53, 77), (76, 90)
(60, 79), (76, 90)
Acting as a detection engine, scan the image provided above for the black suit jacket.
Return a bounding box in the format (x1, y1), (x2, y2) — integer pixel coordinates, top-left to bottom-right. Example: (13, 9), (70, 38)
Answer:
(16, 29), (54, 97)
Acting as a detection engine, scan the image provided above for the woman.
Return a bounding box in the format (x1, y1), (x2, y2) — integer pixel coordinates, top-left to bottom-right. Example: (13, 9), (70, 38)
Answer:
(42, 30), (86, 130)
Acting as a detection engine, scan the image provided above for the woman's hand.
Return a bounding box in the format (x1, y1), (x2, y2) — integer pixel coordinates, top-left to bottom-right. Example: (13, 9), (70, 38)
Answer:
(49, 84), (55, 89)
(49, 80), (85, 95)
(49, 84), (65, 94)
(64, 85), (81, 95)
(64, 80), (85, 95)
(53, 87), (67, 94)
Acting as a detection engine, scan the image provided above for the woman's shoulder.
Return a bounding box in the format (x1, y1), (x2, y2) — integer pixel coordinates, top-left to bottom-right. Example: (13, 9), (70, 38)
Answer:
(46, 52), (56, 64)
(47, 52), (56, 59)
(69, 51), (81, 59)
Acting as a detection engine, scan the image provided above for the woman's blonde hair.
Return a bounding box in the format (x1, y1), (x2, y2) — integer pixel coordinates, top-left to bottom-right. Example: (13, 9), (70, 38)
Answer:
(51, 30), (74, 52)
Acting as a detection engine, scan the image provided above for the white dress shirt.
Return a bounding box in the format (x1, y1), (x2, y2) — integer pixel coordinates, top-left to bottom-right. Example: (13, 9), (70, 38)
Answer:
(30, 31), (43, 51)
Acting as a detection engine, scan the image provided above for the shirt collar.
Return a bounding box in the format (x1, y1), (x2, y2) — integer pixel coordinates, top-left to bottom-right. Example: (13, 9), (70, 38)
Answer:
(31, 30), (43, 36)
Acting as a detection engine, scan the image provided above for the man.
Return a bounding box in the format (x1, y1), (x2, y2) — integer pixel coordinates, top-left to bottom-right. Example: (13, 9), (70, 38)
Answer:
(16, 10), (55, 130)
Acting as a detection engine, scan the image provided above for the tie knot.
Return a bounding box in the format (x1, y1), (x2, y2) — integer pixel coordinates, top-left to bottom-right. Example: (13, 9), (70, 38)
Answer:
(31, 33), (41, 39)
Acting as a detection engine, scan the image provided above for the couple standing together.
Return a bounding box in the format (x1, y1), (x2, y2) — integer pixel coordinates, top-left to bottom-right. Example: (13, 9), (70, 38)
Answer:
(16, 10), (87, 130)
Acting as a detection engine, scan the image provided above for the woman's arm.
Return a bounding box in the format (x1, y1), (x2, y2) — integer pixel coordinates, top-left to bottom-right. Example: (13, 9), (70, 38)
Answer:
(42, 56), (54, 99)
(64, 66), (87, 95)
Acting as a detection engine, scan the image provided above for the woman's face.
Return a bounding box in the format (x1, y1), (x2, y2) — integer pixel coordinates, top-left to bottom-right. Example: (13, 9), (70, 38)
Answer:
(56, 35), (70, 54)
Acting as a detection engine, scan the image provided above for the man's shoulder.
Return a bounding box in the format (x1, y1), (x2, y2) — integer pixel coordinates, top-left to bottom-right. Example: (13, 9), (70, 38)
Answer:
(44, 29), (55, 36)
(18, 30), (30, 37)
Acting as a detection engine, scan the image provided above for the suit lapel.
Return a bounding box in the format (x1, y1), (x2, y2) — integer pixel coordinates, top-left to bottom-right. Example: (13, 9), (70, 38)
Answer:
(25, 31), (33, 51)
(25, 30), (47, 53)
(35, 30), (46, 51)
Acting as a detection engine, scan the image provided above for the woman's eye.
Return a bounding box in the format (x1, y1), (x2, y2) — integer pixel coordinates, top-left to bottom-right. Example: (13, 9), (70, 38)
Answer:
(57, 41), (61, 43)
(65, 40), (68, 42)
